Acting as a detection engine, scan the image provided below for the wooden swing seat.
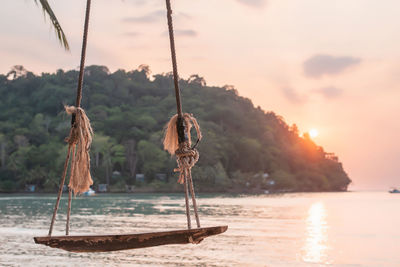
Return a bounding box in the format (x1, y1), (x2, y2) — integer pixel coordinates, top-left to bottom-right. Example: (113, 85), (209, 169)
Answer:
(34, 225), (227, 252)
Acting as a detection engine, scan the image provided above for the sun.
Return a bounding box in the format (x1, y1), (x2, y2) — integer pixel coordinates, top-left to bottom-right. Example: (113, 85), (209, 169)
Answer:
(309, 128), (319, 138)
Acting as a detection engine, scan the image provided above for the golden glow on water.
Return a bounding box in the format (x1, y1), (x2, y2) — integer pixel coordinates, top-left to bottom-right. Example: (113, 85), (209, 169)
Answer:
(303, 202), (329, 264)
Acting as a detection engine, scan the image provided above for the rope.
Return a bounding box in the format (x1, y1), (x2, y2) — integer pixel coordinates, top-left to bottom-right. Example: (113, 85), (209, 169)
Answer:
(75, 0), (91, 108)
(66, 188), (72, 235)
(187, 171), (200, 228)
(48, 0), (92, 236)
(165, 0), (182, 117)
(48, 145), (71, 236)
(184, 175), (191, 229)
(49, 105), (93, 236)
(164, 0), (202, 231)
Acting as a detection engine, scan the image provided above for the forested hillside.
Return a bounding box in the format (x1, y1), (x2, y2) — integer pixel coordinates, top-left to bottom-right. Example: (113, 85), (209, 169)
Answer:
(0, 65), (351, 193)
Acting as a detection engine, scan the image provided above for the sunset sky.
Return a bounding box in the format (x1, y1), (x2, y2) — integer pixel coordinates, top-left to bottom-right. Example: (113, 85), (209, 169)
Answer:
(1, 0), (399, 190)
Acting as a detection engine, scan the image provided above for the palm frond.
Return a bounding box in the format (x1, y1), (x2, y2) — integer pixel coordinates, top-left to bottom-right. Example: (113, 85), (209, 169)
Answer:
(34, 0), (69, 50)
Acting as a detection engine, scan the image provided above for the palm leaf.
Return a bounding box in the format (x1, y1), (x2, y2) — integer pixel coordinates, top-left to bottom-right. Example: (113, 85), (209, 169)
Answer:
(34, 0), (69, 50)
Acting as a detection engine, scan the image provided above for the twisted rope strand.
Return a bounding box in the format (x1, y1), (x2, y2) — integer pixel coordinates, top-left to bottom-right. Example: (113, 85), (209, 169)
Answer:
(184, 173), (191, 229)
(187, 171), (200, 228)
(165, 0), (182, 116)
(75, 0), (91, 108)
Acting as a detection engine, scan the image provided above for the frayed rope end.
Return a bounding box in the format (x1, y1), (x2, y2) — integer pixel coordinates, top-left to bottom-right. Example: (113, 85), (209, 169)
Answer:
(64, 105), (94, 195)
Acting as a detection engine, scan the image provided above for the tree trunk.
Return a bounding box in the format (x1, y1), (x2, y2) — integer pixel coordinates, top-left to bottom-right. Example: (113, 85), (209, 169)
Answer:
(124, 139), (137, 179)
(95, 151), (99, 168)
(105, 160), (110, 185)
(131, 157), (137, 179)
(105, 158), (112, 185)
(0, 142), (6, 168)
(44, 117), (52, 133)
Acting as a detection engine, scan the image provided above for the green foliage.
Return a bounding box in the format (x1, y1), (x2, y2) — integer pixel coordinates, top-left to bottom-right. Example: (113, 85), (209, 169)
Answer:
(0, 65), (351, 193)
(271, 170), (297, 190)
(0, 179), (17, 192)
(91, 134), (125, 184)
(137, 140), (167, 182)
(109, 180), (127, 193)
(214, 162), (231, 187)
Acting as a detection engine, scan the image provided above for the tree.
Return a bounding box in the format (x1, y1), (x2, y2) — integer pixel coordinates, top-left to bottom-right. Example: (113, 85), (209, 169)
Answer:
(92, 134), (112, 184)
(91, 134), (125, 185)
(6, 65), (29, 80)
(188, 74), (206, 86)
(0, 134), (7, 169)
(0, 65), (351, 192)
(137, 140), (167, 182)
(124, 139), (138, 180)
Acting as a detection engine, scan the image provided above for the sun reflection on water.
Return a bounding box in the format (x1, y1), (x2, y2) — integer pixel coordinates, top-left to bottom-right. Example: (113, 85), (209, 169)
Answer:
(303, 201), (329, 264)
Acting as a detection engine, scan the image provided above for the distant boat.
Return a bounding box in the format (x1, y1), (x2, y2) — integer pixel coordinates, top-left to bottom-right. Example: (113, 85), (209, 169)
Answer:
(389, 188), (400, 193)
(83, 187), (96, 196)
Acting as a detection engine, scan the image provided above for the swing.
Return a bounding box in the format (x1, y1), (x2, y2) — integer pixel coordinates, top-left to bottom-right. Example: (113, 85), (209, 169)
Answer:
(33, 0), (227, 252)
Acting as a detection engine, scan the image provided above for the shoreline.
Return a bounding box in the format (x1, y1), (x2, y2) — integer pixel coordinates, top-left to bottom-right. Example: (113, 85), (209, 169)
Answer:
(0, 190), (352, 195)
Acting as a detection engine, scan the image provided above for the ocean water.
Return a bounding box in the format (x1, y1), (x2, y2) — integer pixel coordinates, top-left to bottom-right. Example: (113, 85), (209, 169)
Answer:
(0, 192), (399, 267)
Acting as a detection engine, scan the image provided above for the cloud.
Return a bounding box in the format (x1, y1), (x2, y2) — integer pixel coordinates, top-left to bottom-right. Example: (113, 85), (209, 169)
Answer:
(283, 86), (342, 103)
(175, 29), (197, 37)
(122, 10), (164, 23)
(122, 10), (191, 24)
(161, 29), (197, 37)
(303, 54), (361, 78)
(126, 0), (148, 6)
(125, 0), (164, 7)
(122, 31), (141, 37)
(314, 86), (343, 99)
(236, 0), (267, 8)
(176, 12), (192, 20)
(281, 87), (306, 104)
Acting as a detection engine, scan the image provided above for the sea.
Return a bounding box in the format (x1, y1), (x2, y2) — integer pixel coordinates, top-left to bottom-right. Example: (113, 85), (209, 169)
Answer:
(0, 192), (399, 267)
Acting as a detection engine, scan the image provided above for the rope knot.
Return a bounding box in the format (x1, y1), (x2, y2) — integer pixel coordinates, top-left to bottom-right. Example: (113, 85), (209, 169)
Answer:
(65, 106), (81, 145)
(163, 113), (202, 184)
(174, 141), (199, 184)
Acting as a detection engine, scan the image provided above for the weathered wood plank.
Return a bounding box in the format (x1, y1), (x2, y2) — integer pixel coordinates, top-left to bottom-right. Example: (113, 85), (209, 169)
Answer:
(34, 225), (228, 252)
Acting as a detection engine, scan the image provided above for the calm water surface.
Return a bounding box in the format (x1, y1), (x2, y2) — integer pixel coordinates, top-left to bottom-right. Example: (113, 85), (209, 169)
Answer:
(0, 192), (399, 266)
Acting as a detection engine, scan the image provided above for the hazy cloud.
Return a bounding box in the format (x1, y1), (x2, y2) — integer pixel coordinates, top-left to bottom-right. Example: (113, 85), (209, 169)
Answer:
(283, 86), (342, 103)
(126, 0), (147, 6)
(122, 10), (191, 24)
(125, 0), (164, 7)
(175, 29), (197, 37)
(122, 31), (141, 37)
(282, 87), (306, 104)
(176, 12), (192, 20)
(122, 10), (164, 23)
(315, 86), (343, 99)
(236, 0), (267, 8)
(303, 54), (361, 78)
(162, 29), (197, 37)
